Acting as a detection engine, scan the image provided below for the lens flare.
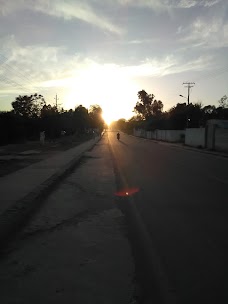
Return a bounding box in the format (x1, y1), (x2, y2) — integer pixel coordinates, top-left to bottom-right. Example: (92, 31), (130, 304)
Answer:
(115, 187), (139, 197)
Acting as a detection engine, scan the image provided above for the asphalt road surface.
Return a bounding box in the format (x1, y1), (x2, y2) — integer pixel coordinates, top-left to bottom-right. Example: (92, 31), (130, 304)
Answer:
(109, 131), (227, 304)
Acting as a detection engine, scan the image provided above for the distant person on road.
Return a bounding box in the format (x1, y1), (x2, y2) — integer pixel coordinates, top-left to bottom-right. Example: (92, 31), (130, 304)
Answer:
(117, 132), (120, 140)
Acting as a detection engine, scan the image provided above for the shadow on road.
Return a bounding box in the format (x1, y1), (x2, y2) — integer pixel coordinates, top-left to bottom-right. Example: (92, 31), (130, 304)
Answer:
(119, 140), (128, 146)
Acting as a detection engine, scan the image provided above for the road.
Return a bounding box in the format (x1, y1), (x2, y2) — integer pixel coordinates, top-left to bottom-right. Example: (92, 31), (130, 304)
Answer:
(0, 132), (227, 304)
(109, 131), (227, 303)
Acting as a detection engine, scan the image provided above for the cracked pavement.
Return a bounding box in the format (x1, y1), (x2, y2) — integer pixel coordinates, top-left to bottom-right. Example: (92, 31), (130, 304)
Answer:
(0, 134), (135, 304)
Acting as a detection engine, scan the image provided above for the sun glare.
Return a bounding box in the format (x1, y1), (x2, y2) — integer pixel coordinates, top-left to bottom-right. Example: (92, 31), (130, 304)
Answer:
(102, 113), (113, 126)
(63, 64), (138, 120)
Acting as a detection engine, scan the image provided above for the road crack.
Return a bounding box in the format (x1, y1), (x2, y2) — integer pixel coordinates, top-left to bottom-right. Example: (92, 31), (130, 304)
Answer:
(22, 210), (90, 239)
(63, 180), (109, 198)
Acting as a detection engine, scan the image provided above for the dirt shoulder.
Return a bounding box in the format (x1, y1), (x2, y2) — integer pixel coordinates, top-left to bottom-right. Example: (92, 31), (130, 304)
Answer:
(0, 134), (94, 177)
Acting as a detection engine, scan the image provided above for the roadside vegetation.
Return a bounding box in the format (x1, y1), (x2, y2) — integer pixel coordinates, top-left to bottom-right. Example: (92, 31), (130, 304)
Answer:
(111, 90), (228, 133)
(0, 94), (104, 145)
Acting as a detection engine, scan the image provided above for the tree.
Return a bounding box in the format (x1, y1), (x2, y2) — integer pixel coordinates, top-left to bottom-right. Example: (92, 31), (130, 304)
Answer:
(112, 118), (127, 131)
(74, 105), (90, 132)
(214, 106), (228, 120)
(41, 104), (58, 117)
(12, 93), (46, 118)
(0, 111), (26, 144)
(152, 99), (163, 116)
(134, 90), (163, 119)
(40, 104), (60, 138)
(187, 103), (203, 127)
(167, 103), (188, 129)
(89, 105), (104, 130)
(203, 105), (216, 115)
(218, 95), (228, 108)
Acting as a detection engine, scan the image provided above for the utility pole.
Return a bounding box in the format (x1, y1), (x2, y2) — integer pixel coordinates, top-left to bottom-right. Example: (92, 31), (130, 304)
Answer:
(183, 82), (195, 105)
(54, 94), (62, 110)
(54, 94), (59, 108)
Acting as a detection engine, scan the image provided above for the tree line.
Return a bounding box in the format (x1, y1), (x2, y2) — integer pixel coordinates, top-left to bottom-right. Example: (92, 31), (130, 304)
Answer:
(0, 94), (104, 145)
(112, 90), (228, 133)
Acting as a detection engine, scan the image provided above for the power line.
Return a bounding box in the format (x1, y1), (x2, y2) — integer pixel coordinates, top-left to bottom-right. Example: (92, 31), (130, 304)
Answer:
(0, 62), (35, 94)
(0, 54), (36, 88)
(0, 53), (68, 104)
(0, 73), (30, 93)
(0, 53), (46, 97)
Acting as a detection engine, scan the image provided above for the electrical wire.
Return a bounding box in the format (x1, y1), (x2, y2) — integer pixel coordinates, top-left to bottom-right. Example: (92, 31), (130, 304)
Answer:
(0, 53), (36, 88)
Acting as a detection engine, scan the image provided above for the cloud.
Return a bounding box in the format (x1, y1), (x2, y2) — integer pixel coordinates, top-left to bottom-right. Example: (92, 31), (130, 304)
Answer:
(172, 0), (222, 8)
(121, 54), (213, 79)
(0, 35), (214, 93)
(121, 56), (175, 77)
(179, 16), (228, 48)
(197, 0), (222, 7)
(0, 0), (123, 35)
(224, 24), (228, 40)
(37, 1), (123, 35)
(0, 36), (223, 113)
(0, 36), (68, 93)
(0, 1), (22, 15)
(114, 0), (222, 10)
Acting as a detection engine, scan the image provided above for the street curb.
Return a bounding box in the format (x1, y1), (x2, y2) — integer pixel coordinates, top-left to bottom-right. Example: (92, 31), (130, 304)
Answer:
(177, 144), (228, 158)
(0, 135), (103, 250)
(129, 134), (228, 159)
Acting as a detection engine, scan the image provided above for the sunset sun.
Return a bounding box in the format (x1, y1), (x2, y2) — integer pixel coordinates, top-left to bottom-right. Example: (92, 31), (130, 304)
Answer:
(102, 112), (114, 126)
(63, 64), (138, 122)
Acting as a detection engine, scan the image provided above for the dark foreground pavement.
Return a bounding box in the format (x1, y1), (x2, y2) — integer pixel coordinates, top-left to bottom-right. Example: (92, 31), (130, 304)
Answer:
(0, 131), (227, 304)
(109, 131), (227, 304)
(0, 134), (135, 304)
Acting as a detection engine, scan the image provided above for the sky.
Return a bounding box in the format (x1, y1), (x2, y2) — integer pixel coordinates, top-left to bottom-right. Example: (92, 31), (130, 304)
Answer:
(0, 0), (228, 123)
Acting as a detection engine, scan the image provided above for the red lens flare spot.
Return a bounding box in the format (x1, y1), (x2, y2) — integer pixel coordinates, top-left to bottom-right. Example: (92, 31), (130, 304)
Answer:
(115, 187), (139, 197)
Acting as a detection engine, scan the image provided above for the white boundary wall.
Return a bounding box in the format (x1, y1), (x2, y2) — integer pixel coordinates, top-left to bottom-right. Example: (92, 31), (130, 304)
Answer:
(134, 129), (185, 142)
(185, 128), (205, 148)
(134, 126), (228, 153)
(215, 128), (228, 152)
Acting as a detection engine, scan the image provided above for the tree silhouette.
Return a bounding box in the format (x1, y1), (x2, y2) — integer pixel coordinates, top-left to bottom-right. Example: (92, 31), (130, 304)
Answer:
(134, 90), (163, 119)
(1, 95), (106, 145)
(218, 95), (228, 108)
(41, 104), (58, 117)
(12, 94), (46, 118)
(74, 105), (90, 133)
(89, 105), (104, 130)
(40, 104), (60, 139)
